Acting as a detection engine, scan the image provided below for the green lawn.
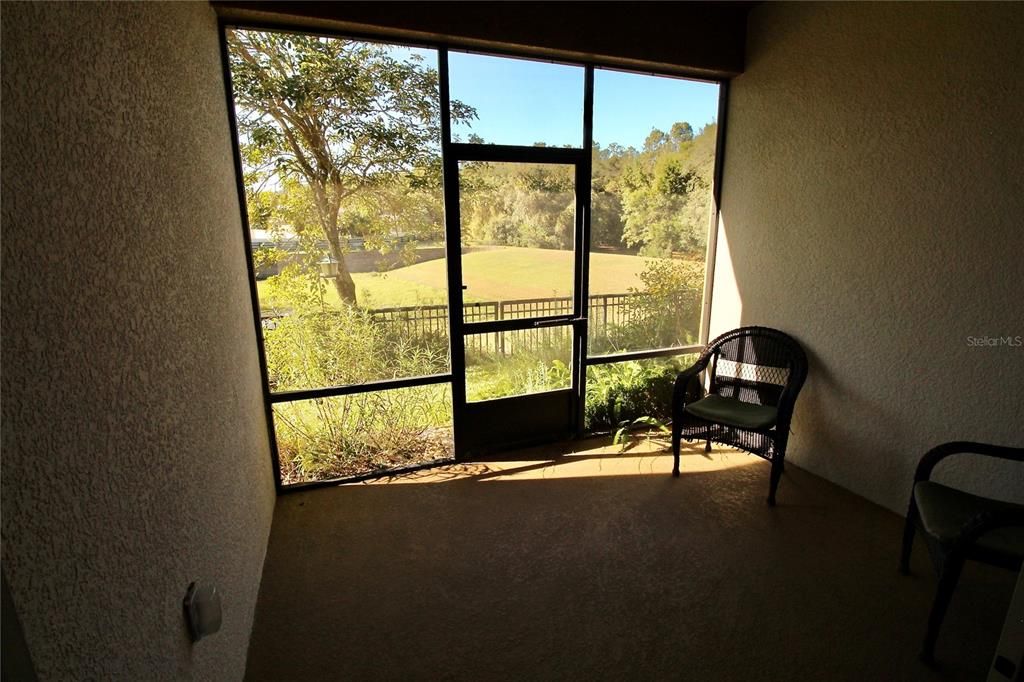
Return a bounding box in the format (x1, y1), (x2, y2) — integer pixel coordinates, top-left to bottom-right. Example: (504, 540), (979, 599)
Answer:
(257, 246), (701, 309)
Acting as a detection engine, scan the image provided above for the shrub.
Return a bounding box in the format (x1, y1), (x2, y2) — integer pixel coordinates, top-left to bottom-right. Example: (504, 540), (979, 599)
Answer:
(261, 266), (451, 482)
(262, 266), (448, 391)
(589, 259), (704, 355)
(274, 385), (452, 483)
(465, 351), (570, 402)
(584, 355), (696, 432)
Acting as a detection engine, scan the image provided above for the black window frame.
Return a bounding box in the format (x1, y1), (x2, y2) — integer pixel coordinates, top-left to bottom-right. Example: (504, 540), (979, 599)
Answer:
(217, 20), (729, 493)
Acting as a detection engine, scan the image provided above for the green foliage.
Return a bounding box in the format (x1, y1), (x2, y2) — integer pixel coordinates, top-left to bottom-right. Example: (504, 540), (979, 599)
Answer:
(228, 30), (476, 302)
(262, 264), (330, 313)
(613, 416), (670, 452)
(644, 128), (669, 153)
(589, 259), (704, 355)
(229, 31), (462, 184)
(275, 386), (452, 483)
(262, 267), (447, 392)
(465, 343), (571, 402)
(251, 245), (287, 274)
(625, 259), (704, 345)
(459, 162), (576, 249)
(264, 307), (448, 392)
(585, 356), (695, 432)
(262, 265), (450, 482)
(614, 123), (717, 257)
(456, 122), (716, 255)
(621, 159), (709, 256)
(670, 121), (694, 143)
(654, 157), (698, 197)
(590, 190), (625, 248)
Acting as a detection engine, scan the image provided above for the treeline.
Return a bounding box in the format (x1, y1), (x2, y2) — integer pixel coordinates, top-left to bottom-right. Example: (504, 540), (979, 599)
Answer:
(459, 121), (717, 256)
(249, 121), (717, 265)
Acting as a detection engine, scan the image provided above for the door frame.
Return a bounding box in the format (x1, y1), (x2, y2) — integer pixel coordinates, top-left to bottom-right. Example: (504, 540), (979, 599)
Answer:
(439, 52), (595, 458)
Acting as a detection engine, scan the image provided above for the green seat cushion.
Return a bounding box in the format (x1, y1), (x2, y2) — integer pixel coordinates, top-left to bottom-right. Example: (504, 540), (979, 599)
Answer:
(683, 394), (778, 430)
(914, 480), (1024, 558)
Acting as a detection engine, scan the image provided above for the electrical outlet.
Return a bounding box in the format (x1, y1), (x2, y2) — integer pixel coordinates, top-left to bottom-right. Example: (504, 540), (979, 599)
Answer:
(183, 582), (222, 642)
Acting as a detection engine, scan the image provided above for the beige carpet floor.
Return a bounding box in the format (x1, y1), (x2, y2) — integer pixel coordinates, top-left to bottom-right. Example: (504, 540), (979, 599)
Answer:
(245, 439), (1017, 681)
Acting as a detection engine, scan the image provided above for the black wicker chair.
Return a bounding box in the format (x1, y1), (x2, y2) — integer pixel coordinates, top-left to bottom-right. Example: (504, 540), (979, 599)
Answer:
(671, 326), (808, 505)
(898, 442), (1024, 663)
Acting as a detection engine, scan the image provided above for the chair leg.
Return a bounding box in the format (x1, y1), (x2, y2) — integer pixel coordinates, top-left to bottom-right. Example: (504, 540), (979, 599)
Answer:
(704, 439), (712, 454)
(767, 458), (784, 506)
(899, 500), (919, 575)
(921, 555), (965, 664)
(672, 424), (681, 477)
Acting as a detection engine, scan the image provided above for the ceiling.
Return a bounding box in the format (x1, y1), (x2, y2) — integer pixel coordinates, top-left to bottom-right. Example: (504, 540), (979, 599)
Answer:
(213, 1), (756, 79)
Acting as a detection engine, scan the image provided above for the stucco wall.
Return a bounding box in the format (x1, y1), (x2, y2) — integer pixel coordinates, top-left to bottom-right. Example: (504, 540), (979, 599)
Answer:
(1, 3), (275, 680)
(711, 2), (1024, 512)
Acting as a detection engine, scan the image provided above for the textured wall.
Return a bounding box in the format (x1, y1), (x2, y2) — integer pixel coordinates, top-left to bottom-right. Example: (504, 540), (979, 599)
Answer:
(711, 2), (1024, 512)
(1, 3), (275, 680)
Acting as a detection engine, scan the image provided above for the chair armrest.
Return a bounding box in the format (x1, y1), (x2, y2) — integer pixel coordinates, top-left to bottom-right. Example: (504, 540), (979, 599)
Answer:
(672, 352), (712, 412)
(775, 359), (809, 422)
(914, 441), (1024, 484)
(674, 372), (704, 408)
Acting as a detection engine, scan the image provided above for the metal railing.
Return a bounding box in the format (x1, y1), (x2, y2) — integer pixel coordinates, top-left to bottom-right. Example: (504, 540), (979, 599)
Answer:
(260, 292), (691, 355)
(367, 293), (638, 354)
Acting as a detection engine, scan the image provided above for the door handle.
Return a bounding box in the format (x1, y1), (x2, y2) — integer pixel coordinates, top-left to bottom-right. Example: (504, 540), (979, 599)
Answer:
(533, 317), (586, 328)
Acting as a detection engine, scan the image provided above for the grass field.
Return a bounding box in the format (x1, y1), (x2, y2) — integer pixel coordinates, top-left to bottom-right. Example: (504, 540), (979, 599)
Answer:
(257, 246), (701, 309)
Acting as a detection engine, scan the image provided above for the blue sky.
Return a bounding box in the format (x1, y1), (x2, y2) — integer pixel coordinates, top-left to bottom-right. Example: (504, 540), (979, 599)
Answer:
(398, 46), (719, 149)
(447, 51), (720, 149)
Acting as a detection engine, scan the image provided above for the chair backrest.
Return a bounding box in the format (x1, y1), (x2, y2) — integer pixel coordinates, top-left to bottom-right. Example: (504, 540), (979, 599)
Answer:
(705, 326), (808, 414)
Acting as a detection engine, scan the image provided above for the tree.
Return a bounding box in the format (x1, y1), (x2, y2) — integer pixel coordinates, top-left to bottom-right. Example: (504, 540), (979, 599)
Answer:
(619, 124), (717, 257)
(227, 30), (475, 304)
(459, 161), (575, 249)
(669, 121), (694, 144)
(604, 142), (629, 158)
(643, 128), (669, 153)
(590, 145), (626, 247)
